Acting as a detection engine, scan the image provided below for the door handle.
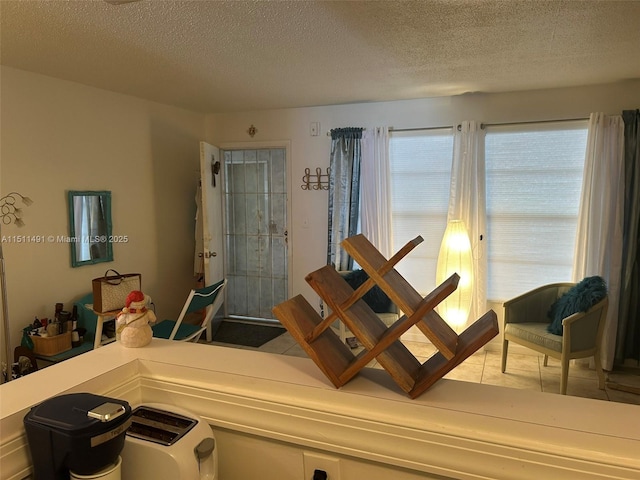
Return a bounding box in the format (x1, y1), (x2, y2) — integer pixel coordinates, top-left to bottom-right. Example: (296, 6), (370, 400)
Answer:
(198, 251), (217, 258)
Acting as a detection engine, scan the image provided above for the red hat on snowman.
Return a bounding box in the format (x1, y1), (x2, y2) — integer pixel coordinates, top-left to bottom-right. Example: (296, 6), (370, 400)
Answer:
(123, 290), (150, 313)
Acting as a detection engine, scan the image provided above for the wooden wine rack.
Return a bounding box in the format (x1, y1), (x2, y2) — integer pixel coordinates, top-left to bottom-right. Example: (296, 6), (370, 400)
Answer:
(273, 234), (499, 398)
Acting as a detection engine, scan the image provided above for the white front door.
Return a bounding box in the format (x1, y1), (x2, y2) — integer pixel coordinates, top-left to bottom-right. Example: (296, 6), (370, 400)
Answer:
(199, 141), (224, 285)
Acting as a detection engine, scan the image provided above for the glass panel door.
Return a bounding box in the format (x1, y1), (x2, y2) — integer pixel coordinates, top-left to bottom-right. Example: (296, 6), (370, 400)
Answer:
(223, 148), (288, 321)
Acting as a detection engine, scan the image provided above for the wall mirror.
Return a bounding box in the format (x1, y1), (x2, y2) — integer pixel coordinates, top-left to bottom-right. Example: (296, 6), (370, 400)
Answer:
(68, 191), (113, 267)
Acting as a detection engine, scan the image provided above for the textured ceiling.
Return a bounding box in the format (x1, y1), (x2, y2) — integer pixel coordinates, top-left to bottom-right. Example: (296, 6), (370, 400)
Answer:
(1, 0), (639, 113)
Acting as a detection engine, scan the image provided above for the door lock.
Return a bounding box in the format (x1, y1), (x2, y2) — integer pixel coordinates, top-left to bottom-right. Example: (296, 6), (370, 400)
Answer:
(198, 251), (217, 258)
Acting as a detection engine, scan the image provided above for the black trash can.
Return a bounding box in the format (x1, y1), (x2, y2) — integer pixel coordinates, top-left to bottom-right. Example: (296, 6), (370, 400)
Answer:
(23, 393), (132, 480)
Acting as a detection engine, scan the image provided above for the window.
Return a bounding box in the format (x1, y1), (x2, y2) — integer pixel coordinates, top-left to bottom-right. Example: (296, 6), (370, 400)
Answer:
(389, 129), (453, 295)
(485, 121), (588, 300)
(388, 121), (588, 301)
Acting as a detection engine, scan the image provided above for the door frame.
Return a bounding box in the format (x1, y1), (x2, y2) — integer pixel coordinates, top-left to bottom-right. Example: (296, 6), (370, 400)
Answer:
(219, 140), (293, 310)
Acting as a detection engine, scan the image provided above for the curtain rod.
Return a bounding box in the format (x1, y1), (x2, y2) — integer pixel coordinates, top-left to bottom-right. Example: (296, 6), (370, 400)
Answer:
(390, 117), (589, 132)
(329, 127), (449, 136)
(328, 117), (589, 136)
(482, 117), (589, 128)
(389, 126), (453, 132)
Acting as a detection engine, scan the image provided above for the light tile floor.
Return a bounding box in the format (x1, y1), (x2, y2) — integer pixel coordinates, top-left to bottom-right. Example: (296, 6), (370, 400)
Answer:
(212, 329), (640, 406)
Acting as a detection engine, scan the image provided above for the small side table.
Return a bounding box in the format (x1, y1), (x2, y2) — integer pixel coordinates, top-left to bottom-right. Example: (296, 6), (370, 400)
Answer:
(92, 309), (120, 349)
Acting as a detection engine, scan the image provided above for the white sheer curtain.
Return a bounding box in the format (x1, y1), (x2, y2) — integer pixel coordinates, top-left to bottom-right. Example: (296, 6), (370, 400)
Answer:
(361, 127), (393, 259)
(446, 121), (487, 329)
(573, 113), (625, 371)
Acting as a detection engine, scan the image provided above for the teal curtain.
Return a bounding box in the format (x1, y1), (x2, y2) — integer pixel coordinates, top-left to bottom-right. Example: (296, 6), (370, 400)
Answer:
(616, 109), (640, 365)
(327, 127), (363, 270)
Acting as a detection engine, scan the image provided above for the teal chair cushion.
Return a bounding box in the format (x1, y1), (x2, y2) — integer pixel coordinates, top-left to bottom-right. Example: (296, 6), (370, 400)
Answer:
(152, 320), (202, 341)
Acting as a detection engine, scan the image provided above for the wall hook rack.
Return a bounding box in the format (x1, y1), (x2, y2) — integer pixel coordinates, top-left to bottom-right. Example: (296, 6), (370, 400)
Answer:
(301, 167), (329, 190)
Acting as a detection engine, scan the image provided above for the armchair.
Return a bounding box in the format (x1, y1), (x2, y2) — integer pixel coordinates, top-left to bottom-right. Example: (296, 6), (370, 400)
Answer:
(501, 282), (608, 395)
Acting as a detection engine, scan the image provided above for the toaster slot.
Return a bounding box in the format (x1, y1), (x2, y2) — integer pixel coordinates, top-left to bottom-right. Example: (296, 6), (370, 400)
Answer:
(126, 406), (197, 446)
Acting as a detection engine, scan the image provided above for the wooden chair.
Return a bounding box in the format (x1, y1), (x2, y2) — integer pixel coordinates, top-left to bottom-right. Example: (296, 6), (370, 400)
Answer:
(501, 283), (608, 395)
(152, 279), (226, 342)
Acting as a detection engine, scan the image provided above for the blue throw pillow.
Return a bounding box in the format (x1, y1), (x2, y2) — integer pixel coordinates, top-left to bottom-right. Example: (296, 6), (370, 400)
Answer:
(546, 276), (607, 335)
(341, 269), (392, 313)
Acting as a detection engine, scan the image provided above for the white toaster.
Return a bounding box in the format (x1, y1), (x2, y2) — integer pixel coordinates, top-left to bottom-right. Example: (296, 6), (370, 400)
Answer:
(121, 403), (217, 479)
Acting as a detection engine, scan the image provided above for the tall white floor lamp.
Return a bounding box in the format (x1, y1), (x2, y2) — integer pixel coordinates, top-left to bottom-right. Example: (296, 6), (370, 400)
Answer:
(435, 219), (474, 333)
(1, 192), (33, 382)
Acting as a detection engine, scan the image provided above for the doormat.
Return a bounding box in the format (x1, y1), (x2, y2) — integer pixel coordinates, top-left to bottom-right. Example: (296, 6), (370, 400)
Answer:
(211, 321), (286, 348)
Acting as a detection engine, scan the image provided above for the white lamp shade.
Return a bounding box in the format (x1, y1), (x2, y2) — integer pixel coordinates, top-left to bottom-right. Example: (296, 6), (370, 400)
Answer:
(436, 220), (473, 330)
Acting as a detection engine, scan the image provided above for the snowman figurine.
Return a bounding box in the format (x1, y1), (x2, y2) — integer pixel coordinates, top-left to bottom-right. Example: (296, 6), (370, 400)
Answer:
(116, 290), (156, 348)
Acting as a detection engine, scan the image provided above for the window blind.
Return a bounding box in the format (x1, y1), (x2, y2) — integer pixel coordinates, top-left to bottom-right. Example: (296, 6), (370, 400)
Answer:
(485, 121), (588, 300)
(389, 129), (453, 295)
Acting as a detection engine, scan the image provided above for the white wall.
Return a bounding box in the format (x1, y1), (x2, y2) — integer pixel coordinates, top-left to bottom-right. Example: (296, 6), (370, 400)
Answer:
(0, 67), (206, 366)
(206, 80), (640, 313)
(2, 67), (639, 368)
